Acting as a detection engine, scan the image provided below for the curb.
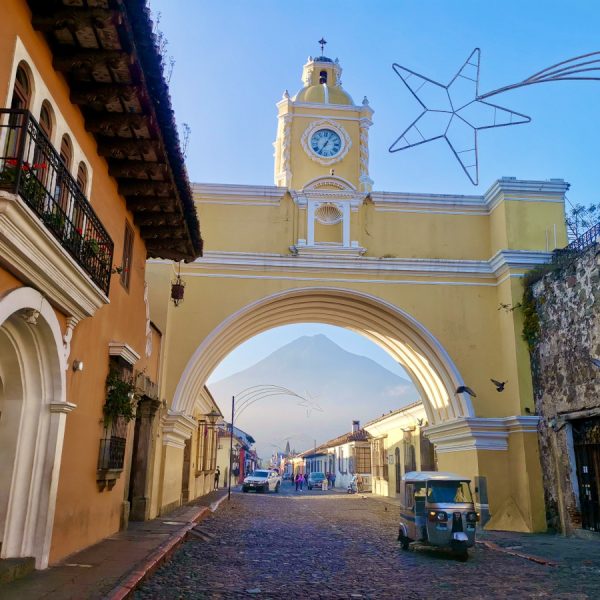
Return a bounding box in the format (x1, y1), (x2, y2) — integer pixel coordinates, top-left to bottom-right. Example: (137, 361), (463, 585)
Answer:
(104, 493), (228, 600)
(476, 540), (559, 567)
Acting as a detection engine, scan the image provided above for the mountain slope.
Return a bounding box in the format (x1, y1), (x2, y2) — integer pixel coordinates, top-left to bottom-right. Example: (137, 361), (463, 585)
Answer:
(208, 334), (419, 459)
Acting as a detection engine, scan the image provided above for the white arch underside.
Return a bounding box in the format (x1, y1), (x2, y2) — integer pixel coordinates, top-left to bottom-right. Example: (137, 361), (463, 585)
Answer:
(172, 287), (473, 424)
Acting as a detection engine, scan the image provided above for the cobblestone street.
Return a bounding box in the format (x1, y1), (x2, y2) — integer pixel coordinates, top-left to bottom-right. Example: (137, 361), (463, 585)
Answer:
(133, 486), (600, 599)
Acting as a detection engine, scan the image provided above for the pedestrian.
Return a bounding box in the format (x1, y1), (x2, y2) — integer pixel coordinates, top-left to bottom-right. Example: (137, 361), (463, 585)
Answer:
(214, 467), (220, 490)
(326, 472), (331, 486)
(303, 472), (308, 488)
(299, 473), (304, 491)
(295, 473), (300, 491)
(331, 473), (336, 488)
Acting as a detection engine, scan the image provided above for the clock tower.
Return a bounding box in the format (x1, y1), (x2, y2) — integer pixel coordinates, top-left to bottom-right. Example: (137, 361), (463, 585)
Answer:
(273, 46), (374, 253)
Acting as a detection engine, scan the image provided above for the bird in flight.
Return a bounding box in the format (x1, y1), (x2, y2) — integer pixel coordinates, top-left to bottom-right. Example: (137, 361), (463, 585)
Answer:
(591, 357), (600, 369)
(490, 378), (507, 392)
(390, 48), (530, 185)
(456, 385), (477, 397)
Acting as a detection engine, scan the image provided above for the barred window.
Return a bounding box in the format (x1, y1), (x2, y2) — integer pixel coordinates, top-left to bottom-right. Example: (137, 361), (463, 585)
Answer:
(120, 221), (134, 290)
(354, 446), (371, 474)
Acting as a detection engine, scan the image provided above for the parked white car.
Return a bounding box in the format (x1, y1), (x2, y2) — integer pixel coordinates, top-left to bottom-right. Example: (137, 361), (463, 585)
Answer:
(242, 469), (282, 493)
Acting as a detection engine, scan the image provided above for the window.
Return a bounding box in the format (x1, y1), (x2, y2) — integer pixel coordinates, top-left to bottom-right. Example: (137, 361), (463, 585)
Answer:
(12, 63), (31, 110)
(319, 70), (327, 84)
(338, 448), (345, 473)
(39, 101), (54, 140)
(372, 438), (388, 480)
(77, 161), (88, 195)
(354, 446), (371, 474)
(59, 134), (73, 170)
(120, 222), (134, 289)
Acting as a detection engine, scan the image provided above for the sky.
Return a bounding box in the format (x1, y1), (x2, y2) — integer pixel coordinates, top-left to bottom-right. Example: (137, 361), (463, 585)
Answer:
(150, 1), (600, 408)
(151, 0), (600, 206)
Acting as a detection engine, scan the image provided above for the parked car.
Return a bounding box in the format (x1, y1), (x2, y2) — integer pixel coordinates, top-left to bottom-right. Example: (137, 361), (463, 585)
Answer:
(242, 469), (282, 493)
(307, 472), (327, 490)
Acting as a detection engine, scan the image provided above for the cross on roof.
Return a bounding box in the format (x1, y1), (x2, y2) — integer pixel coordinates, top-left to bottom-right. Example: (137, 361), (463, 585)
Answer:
(318, 38), (327, 54)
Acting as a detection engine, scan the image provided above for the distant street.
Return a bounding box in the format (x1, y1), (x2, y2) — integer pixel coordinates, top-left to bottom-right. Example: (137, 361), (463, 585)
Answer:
(133, 485), (600, 599)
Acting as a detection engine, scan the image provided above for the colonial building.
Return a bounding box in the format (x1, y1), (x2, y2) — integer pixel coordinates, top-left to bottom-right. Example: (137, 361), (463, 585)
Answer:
(0, 1), (201, 568)
(215, 424), (257, 488)
(529, 239), (600, 535)
(147, 48), (570, 533)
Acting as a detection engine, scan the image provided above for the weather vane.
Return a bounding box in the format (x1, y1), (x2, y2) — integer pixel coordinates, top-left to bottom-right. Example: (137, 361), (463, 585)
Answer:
(390, 49), (600, 185)
(318, 37), (327, 55)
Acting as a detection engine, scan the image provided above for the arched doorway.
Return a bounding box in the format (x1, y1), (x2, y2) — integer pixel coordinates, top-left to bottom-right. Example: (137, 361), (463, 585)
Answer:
(0, 288), (71, 568)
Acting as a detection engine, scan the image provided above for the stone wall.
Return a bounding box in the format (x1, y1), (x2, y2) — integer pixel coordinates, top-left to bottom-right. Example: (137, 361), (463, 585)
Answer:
(531, 245), (600, 533)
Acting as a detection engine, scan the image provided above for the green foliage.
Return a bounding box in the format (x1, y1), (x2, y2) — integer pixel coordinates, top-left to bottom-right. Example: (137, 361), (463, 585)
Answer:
(521, 286), (540, 352)
(104, 368), (137, 424)
(566, 203), (600, 239)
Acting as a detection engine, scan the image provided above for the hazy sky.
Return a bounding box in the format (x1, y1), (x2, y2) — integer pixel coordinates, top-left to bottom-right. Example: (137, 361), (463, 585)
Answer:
(150, 1), (600, 404)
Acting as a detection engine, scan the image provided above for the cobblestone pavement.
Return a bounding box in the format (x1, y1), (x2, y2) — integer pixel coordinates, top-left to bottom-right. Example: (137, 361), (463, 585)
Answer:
(134, 485), (600, 599)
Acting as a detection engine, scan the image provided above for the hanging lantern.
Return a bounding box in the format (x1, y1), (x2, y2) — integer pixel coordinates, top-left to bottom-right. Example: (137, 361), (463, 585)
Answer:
(170, 263), (185, 306)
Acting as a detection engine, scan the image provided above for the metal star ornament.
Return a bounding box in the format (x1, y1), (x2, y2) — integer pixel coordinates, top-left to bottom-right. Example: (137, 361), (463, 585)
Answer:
(389, 48), (530, 185)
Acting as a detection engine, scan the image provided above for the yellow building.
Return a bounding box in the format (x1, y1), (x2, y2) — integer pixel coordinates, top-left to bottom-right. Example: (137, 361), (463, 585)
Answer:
(148, 51), (569, 533)
(0, 1), (201, 568)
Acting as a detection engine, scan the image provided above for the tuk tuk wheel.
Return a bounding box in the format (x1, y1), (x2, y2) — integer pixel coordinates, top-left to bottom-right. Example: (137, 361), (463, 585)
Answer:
(398, 534), (410, 550)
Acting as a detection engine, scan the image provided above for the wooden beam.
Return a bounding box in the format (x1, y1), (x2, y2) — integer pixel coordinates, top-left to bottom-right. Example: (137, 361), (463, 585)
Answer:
(70, 83), (140, 106)
(85, 113), (153, 134)
(109, 160), (167, 180)
(97, 138), (163, 160)
(134, 213), (184, 227)
(125, 196), (176, 211)
(31, 9), (116, 33)
(118, 180), (173, 197)
(140, 225), (188, 238)
(53, 50), (131, 74)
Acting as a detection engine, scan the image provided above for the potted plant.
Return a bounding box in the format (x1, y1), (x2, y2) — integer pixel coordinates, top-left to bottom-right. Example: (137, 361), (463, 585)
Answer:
(103, 368), (138, 425)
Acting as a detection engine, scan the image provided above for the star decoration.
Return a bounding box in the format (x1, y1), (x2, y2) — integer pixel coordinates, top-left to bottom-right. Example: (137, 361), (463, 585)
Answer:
(297, 391), (324, 418)
(389, 48), (531, 185)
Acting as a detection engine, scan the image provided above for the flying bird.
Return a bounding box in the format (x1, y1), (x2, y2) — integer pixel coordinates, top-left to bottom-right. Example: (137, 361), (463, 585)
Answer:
(456, 385), (477, 397)
(590, 357), (600, 369)
(416, 418), (425, 427)
(490, 379), (507, 392)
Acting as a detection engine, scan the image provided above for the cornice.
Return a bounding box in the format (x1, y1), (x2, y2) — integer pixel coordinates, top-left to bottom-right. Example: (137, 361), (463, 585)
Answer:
(181, 249), (553, 280)
(108, 342), (141, 366)
(424, 415), (541, 453)
(193, 183), (286, 206)
(162, 411), (197, 448)
(0, 192), (108, 320)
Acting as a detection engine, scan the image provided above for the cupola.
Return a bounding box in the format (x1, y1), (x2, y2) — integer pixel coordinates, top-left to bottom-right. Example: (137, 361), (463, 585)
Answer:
(293, 56), (354, 106)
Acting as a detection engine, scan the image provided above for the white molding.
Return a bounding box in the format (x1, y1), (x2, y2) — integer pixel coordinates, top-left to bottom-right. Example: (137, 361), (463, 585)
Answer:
(425, 415), (541, 453)
(162, 412), (197, 448)
(0, 192), (108, 320)
(0, 287), (68, 569)
(300, 119), (352, 166)
(193, 183), (286, 206)
(108, 342), (141, 366)
(176, 249), (552, 280)
(289, 102), (364, 114)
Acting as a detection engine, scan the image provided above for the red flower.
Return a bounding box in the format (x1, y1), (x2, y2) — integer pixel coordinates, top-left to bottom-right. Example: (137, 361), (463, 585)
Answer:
(6, 158), (18, 167)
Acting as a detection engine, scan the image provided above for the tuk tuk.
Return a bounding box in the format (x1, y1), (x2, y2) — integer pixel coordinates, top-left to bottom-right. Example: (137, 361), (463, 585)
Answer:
(398, 471), (478, 560)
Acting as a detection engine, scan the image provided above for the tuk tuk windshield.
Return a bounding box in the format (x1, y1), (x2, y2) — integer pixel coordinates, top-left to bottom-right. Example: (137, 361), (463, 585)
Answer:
(426, 480), (473, 504)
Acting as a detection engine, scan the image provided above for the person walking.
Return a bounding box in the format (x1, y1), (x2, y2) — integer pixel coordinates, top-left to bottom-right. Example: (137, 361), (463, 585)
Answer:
(303, 472), (308, 489)
(214, 467), (220, 490)
(331, 472), (336, 488)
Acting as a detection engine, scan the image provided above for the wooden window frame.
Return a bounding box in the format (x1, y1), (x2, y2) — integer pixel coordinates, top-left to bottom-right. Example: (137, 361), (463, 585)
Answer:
(120, 221), (134, 290)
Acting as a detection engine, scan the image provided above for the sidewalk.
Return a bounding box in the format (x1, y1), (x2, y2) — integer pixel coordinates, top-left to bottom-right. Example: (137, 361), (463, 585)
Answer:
(0, 489), (228, 600)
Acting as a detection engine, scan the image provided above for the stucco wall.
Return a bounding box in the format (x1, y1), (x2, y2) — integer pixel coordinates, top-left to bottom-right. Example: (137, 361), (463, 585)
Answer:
(531, 244), (600, 532)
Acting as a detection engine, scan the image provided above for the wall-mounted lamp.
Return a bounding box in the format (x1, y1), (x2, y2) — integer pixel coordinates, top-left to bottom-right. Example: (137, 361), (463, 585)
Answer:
(205, 409), (221, 426)
(72, 360), (84, 372)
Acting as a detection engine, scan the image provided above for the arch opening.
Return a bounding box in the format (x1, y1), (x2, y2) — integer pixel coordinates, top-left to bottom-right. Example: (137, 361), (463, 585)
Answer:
(0, 288), (68, 569)
(173, 288), (473, 426)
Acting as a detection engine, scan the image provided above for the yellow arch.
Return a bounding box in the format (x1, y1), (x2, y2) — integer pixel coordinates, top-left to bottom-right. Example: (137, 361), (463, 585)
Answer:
(172, 287), (474, 424)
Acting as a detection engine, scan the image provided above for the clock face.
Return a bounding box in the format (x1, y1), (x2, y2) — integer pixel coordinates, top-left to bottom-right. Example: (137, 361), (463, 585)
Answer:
(310, 128), (342, 158)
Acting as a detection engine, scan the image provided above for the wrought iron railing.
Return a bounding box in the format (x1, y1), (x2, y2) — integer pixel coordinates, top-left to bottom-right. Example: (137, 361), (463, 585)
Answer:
(0, 109), (113, 294)
(565, 220), (600, 253)
(98, 417), (128, 470)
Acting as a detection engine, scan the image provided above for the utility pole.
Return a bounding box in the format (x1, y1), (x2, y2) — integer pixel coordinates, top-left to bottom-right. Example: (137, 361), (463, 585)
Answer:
(228, 395), (235, 501)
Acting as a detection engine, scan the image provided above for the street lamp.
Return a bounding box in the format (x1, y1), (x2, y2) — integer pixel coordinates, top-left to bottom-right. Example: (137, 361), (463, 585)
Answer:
(227, 384), (312, 501)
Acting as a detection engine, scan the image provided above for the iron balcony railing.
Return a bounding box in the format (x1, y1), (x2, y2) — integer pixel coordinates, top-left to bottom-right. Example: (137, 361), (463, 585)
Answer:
(0, 109), (113, 294)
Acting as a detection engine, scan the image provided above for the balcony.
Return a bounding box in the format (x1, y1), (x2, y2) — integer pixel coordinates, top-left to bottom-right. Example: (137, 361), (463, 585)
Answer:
(0, 109), (113, 294)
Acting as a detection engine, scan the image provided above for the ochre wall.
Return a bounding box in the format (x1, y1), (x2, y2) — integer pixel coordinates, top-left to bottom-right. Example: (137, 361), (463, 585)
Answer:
(0, 1), (158, 564)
